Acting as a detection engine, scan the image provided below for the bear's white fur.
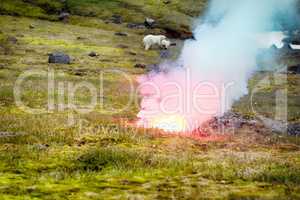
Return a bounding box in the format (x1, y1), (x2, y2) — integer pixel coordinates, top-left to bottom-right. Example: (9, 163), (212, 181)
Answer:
(161, 39), (171, 49)
(143, 35), (170, 50)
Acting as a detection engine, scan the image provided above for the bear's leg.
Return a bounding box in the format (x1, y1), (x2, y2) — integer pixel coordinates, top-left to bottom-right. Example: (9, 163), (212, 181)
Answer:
(145, 44), (151, 50)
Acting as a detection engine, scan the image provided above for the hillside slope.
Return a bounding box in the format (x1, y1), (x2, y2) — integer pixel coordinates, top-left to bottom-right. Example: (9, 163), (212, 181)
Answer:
(0, 1), (299, 200)
(0, 0), (208, 39)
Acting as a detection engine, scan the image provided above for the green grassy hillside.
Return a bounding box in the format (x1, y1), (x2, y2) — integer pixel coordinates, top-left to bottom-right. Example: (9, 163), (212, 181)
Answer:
(0, 1), (299, 199)
(0, 0), (208, 38)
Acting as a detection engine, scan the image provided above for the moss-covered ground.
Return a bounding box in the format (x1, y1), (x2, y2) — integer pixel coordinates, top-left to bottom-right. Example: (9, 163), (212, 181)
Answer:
(0, 1), (299, 199)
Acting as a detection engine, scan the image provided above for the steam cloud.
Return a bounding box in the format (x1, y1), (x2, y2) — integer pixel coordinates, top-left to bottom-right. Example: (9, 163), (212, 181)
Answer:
(137, 0), (298, 132)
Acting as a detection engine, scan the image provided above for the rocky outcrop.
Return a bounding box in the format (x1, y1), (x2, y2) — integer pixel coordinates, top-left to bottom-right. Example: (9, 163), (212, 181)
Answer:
(288, 123), (300, 136)
(287, 64), (300, 74)
(127, 23), (145, 29)
(164, 27), (194, 39)
(111, 14), (122, 24)
(48, 52), (71, 64)
(88, 51), (98, 57)
(144, 17), (156, 28)
(6, 36), (18, 44)
(134, 63), (146, 69)
(114, 32), (128, 37)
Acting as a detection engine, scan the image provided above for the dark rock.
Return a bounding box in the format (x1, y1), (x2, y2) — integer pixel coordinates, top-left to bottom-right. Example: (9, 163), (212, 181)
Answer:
(76, 36), (86, 40)
(58, 12), (70, 22)
(134, 63), (146, 69)
(259, 117), (287, 134)
(128, 51), (137, 55)
(163, 0), (171, 4)
(117, 44), (129, 49)
(111, 14), (122, 24)
(16, 34), (24, 38)
(6, 36), (18, 44)
(281, 41), (293, 51)
(88, 51), (98, 57)
(287, 64), (300, 74)
(48, 52), (71, 64)
(283, 37), (300, 45)
(291, 40), (300, 45)
(144, 17), (156, 29)
(0, 64), (6, 69)
(147, 64), (160, 72)
(74, 71), (85, 76)
(160, 50), (171, 59)
(279, 41), (300, 57)
(114, 32), (128, 37)
(208, 112), (255, 131)
(127, 23), (145, 29)
(29, 24), (35, 29)
(283, 32), (300, 45)
(73, 69), (87, 76)
(164, 27), (194, 39)
(287, 123), (300, 136)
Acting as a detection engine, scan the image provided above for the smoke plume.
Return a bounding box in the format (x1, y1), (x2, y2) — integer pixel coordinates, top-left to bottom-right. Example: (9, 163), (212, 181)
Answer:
(137, 0), (297, 132)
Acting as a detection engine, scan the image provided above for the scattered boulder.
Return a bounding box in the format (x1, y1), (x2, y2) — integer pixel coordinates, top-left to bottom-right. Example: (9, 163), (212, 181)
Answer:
(16, 34), (24, 38)
(76, 36), (86, 40)
(164, 27), (194, 39)
(127, 23), (145, 29)
(146, 64), (160, 72)
(283, 37), (300, 45)
(144, 17), (156, 28)
(73, 70), (87, 76)
(208, 112), (257, 131)
(48, 52), (71, 64)
(58, 12), (70, 22)
(288, 123), (300, 136)
(128, 51), (137, 55)
(259, 116), (288, 134)
(282, 41), (293, 50)
(134, 63), (146, 69)
(111, 14), (122, 24)
(287, 64), (300, 74)
(163, 0), (171, 4)
(6, 36), (18, 44)
(29, 24), (35, 29)
(114, 32), (128, 37)
(117, 44), (129, 49)
(88, 51), (98, 57)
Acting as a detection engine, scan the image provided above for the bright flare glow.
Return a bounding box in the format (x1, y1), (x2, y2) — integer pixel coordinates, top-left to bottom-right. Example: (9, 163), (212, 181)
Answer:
(149, 115), (187, 132)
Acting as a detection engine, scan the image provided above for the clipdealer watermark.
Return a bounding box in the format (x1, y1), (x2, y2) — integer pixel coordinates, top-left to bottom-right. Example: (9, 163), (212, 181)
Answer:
(13, 67), (288, 132)
(13, 68), (135, 125)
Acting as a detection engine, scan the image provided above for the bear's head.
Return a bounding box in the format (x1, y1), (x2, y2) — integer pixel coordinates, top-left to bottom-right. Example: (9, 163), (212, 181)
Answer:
(161, 39), (171, 49)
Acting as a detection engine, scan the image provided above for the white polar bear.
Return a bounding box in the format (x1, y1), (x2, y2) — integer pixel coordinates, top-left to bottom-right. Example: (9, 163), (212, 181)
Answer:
(143, 35), (171, 50)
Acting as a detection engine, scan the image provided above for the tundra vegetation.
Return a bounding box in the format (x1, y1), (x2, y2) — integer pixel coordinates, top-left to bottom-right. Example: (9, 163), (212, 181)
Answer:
(0, 0), (299, 199)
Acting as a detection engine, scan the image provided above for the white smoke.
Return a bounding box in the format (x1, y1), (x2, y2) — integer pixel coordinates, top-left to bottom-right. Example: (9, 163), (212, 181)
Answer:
(137, 0), (298, 132)
(179, 0), (297, 112)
